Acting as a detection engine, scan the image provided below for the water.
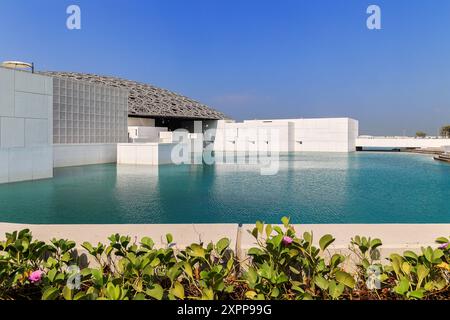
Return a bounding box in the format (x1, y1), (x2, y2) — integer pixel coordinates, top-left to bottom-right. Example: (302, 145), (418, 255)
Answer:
(0, 152), (449, 224)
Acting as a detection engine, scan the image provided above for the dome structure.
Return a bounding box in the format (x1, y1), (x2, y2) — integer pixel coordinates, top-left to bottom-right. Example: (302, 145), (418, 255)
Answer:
(40, 71), (226, 120)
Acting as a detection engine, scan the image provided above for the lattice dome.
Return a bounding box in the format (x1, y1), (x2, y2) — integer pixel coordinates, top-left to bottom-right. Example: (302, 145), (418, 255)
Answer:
(40, 71), (227, 120)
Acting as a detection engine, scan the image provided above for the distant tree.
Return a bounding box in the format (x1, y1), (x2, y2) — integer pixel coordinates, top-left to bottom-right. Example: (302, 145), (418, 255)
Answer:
(440, 125), (450, 138)
(415, 131), (427, 138)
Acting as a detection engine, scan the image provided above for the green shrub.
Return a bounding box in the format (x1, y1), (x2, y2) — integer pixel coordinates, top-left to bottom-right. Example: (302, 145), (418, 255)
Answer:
(0, 219), (448, 300)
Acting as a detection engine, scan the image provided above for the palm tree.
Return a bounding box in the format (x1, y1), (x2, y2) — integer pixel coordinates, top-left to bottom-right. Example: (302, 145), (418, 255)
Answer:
(440, 125), (450, 138)
(415, 131), (426, 138)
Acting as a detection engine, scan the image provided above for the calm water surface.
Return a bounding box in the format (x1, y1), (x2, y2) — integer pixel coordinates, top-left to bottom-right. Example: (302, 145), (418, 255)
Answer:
(0, 152), (449, 224)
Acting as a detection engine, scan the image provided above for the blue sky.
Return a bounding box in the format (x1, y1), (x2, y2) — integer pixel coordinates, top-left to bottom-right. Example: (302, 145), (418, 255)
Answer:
(1, 0), (450, 135)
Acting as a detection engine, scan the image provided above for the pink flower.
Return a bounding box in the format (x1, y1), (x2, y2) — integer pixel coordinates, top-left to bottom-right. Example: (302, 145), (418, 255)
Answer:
(439, 242), (449, 250)
(282, 236), (293, 246)
(28, 270), (44, 283)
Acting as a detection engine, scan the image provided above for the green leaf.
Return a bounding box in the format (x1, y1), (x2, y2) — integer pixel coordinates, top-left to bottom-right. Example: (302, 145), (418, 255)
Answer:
(265, 224), (273, 238)
(416, 265), (429, 288)
(403, 251), (418, 262)
(91, 268), (103, 286)
(432, 249), (444, 263)
(247, 247), (264, 256)
(245, 291), (257, 299)
(73, 292), (87, 300)
(256, 221), (264, 235)
(61, 252), (72, 263)
(423, 247), (433, 263)
(408, 289), (425, 299)
(435, 237), (449, 244)
(202, 287), (214, 300)
(394, 277), (410, 295)
(216, 238), (230, 255)
(150, 257), (160, 267)
(146, 284), (164, 300)
(319, 234), (335, 251)
(272, 234), (283, 248)
(250, 228), (258, 239)
(330, 254), (345, 268)
(188, 244), (205, 259)
(281, 216), (290, 228)
(166, 233), (173, 244)
(245, 268), (258, 286)
(140, 237), (154, 249)
(133, 293), (146, 300)
(42, 287), (60, 300)
(314, 275), (329, 290)
(273, 226), (283, 235)
(390, 254), (404, 276)
(183, 262), (193, 279)
(226, 256), (234, 272)
(328, 281), (344, 299)
(62, 286), (72, 300)
(303, 232), (312, 245)
(289, 266), (300, 275)
(171, 281), (185, 299)
(81, 242), (94, 253)
(335, 271), (355, 289)
(370, 238), (382, 249)
(46, 268), (57, 282)
(106, 283), (120, 300)
(271, 287), (280, 298)
(401, 262), (411, 275)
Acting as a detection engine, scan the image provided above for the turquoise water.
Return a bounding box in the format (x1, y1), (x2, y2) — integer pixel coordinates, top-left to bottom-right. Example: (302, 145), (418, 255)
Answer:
(0, 152), (449, 224)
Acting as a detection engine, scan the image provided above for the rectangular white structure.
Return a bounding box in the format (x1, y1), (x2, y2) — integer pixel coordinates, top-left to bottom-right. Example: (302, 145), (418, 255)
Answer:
(0, 67), (53, 184)
(213, 118), (358, 153)
(117, 143), (177, 165)
(356, 137), (450, 149)
(128, 126), (168, 143)
(53, 143), (118, 168)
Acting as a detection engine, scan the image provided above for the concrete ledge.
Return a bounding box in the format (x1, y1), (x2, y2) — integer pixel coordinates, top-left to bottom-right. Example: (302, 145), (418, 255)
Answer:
(240, 224), (450, 250)
(0, 223), (238, 249)
(0, 223), (448, 258)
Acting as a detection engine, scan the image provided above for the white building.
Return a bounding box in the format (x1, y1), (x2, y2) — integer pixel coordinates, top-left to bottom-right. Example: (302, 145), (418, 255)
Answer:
(1, 64), (361, 184)
(0, 66), (53, 183)
(213, 118), (359, 153)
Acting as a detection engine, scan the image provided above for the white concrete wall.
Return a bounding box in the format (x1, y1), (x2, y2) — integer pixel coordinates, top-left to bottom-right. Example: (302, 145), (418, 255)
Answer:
(53, 144), (117, 168)
(128, 126), (168, 143)
(356, 137), (450, 149)
(117, 143), (177, 165)
(213, 118), (358, 153)
(0, 67), (53, 183)
(0, 223), (447, 263)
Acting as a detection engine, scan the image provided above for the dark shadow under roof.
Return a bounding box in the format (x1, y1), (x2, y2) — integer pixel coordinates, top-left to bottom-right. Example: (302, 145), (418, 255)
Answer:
(40, 71), (227, 120)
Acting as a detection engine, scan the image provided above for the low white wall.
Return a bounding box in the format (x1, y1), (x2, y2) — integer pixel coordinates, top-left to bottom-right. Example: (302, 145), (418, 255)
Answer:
(128, 126), (168, 143)
(117, 143), (177, 165)
(0, 67), (53, 183)
(0, 223), (447, 261)
(53, 144), (117, 168)
(356, 137), (450, 149)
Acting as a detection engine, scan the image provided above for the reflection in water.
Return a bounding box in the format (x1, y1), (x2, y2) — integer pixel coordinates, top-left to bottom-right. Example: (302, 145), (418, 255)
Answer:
(0, 153), (449, 224)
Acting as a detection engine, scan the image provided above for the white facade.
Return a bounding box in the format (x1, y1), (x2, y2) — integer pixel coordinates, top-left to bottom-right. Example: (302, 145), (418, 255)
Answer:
(0, 67), (53, 183)
(53, 143), (117, 168)
(128, 126), (168, 143)
(356, 137), (450, 149)
(52, 77), (128, 144)
(213, 118), (359, 153)
(117, 143), (176, 165)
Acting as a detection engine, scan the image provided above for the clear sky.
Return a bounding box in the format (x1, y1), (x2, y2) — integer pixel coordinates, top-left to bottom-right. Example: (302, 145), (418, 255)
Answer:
(1, 0), (450, 135)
